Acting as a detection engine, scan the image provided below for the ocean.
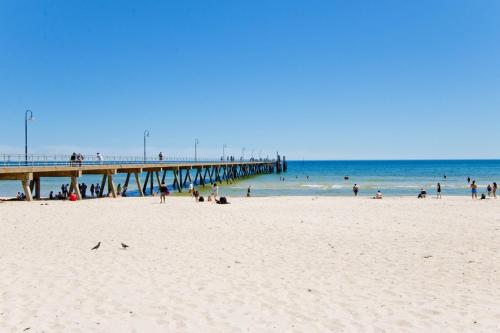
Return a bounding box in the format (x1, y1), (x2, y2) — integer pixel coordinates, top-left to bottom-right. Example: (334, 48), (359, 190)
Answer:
(1, 160), (499, 198)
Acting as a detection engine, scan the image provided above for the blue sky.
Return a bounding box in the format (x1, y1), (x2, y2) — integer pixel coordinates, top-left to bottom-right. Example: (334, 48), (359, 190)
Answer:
(1, 0), (499, 160)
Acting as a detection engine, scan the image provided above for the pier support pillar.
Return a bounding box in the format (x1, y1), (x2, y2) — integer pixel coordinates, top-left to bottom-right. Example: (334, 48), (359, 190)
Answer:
(155, 171), (162, 188)
(173, 168), (182, 192)
(71, 175), (82, 200)
(134, 173), (144, 197)
(99, 175), (107, 197)
(21, 179), (33, 201)
(34, 177), (41, 199)
(108, 174), (117, 198)
(143, 172), (150, 195)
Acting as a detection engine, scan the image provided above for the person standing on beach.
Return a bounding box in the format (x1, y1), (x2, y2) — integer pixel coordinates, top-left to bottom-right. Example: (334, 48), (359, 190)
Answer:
(437, 182), (442, 199)
(247, 186), (251, 197)
(471, 180), (478, 199)
(353, 184), (359, 197)
(95, 183), (101, 197)
(487, 184), (492, 197)
(493, 182), (497, 198)
(90, 184), (95, 197)
(159, 182), (168, 203)
(212, 183), (218, 200)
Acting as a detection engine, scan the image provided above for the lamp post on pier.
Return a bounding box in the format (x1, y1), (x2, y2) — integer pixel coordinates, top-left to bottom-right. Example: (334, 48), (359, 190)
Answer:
(24, 110), (34, 166)
(143, 130), (150, 162)
(194, 138), (199, 162)
(222, 144), (227, 161)
(242, 147), (246, 161)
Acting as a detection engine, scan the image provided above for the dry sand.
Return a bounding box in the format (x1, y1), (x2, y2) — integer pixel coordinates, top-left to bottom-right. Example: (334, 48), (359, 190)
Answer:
(1, 196), (500, 332)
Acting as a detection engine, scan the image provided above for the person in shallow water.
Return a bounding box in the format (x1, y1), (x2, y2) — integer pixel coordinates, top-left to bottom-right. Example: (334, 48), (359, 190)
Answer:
(352, 184), (359, 197)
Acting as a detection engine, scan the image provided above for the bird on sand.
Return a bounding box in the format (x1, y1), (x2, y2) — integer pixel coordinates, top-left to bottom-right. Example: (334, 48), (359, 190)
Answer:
(91, 242), (101, 250)
(121, 243), (129, 249)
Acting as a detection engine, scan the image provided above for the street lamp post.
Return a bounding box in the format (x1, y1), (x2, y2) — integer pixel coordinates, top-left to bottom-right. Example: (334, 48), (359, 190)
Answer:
(194, 138), (199, 162)
(25, 110), (34, 166)
(143, 130), (150, 162)
(242, 147), (246, 161)
(222, 144), (227, 160)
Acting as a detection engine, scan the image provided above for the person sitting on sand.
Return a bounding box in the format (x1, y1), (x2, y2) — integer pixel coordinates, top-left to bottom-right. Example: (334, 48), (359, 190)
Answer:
(418, 188), (427, 199)
(215, 197), (229, 204)
(373, 190), (383, 199)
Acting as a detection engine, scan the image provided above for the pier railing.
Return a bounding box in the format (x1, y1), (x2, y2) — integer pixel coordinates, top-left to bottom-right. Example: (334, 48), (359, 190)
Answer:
(0, 154), (274, 167)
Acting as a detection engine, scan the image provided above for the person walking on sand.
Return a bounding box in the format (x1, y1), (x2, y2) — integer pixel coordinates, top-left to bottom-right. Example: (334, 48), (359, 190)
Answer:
(493, 182), (497, 198)
(353, 184), (359, 197)
(437, 182), (442, 199)
(159, 182), (169, 203)
(471, 180), (478, 199)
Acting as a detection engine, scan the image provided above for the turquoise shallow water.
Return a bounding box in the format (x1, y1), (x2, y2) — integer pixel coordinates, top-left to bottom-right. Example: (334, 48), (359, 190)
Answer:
(1, 160), (499, 198)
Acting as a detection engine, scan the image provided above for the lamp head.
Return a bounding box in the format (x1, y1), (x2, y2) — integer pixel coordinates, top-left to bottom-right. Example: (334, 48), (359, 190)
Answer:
(26, 109), (34, 121)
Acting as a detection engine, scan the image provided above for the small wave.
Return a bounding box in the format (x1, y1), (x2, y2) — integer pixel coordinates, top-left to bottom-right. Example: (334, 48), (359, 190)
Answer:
(300, 184), (324, 188)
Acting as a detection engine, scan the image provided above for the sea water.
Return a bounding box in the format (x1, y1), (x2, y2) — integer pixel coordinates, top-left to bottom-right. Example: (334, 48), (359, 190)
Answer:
(1, 160), (499, 198)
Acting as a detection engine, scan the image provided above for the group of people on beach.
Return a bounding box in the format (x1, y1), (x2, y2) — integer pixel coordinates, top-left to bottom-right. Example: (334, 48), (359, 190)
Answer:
(158, 181), (229, 204)
(47, 182), (126, 200)
(469, 180), (497, 199)
(350, 178), (498, 199)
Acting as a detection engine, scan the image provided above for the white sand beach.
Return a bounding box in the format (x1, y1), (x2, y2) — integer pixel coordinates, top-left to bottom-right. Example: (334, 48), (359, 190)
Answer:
(1, 196), (500, 332)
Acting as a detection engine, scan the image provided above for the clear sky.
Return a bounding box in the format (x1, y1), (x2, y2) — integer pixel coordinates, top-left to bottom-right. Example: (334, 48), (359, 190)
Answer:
(1, 0), (499, 160)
